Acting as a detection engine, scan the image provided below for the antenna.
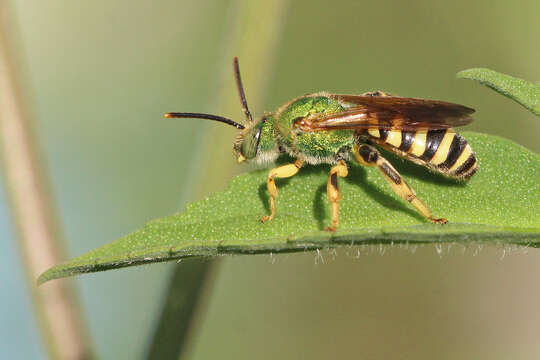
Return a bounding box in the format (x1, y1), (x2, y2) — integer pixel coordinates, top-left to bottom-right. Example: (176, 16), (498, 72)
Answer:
(164, 112), (245, 129)
(233, 57), (253, 123)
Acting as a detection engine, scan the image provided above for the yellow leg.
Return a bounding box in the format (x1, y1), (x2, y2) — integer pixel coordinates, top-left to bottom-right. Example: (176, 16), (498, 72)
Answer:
(326, 160), (348, 232)
(354, 144), (447, 224)
(260, 159), (304, 223)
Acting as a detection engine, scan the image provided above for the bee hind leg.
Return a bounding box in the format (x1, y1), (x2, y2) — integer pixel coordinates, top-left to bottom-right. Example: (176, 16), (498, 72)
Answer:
(260, 159), (304, 223)
(326, 160), (348, 232)
(353, 144), (447, 224)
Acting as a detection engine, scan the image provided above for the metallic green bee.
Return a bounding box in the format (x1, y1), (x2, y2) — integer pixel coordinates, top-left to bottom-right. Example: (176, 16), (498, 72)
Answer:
(166, 58), (477, 231)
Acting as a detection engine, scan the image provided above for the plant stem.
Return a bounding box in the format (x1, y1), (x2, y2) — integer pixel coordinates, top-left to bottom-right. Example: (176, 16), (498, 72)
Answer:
(145, 1), (290, 359)
(145, 259), (211, 359)
(0, 4), (92, 359)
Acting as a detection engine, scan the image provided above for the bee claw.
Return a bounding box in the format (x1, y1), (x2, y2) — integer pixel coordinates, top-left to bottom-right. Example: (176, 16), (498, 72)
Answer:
(260, 215), (273, 223)
(430, 217), (448, 224)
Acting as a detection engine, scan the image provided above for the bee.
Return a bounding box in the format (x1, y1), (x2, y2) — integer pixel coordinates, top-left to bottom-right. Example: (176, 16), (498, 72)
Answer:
(165, 58), (477, 231)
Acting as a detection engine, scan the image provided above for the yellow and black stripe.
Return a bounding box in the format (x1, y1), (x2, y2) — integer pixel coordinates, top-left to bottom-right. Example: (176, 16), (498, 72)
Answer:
(362, 128), (477, 180)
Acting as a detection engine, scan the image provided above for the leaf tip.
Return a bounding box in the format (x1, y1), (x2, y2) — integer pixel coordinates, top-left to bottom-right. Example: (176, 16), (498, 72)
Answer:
(37, 275), (47, 286)
(37, 268), (56, 285)
(456, 67), (494, 80)
(457, 67), (540, 117)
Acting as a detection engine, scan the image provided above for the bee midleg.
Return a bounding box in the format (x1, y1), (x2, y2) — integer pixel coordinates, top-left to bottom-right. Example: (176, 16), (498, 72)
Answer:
(326, 160), (348, 232)
(353, 144), (447, 224)
(260, 159), (304, 223)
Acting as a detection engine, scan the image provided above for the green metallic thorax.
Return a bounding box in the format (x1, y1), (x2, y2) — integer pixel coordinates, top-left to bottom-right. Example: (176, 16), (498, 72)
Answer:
(257, 94), (356, 164)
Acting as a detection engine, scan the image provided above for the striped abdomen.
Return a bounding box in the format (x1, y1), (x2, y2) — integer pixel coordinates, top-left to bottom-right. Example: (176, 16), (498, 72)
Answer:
(363, 128), (477, 180)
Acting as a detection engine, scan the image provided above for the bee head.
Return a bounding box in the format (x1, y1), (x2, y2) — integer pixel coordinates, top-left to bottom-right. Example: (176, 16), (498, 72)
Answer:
(165, 57), (261, 164)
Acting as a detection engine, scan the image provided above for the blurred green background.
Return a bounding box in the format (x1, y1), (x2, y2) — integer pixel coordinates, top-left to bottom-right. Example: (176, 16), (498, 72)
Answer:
(1, 0), (539, 359)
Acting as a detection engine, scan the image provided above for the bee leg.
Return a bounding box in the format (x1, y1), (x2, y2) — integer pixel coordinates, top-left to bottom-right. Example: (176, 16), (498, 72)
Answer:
(326, 160), (348, 232)
(353, 144), (447, 224)
(260, 159), (304, 223)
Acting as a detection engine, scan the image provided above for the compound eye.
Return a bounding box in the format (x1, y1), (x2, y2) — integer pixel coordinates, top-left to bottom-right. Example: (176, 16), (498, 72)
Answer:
(240, 127), (262, 159)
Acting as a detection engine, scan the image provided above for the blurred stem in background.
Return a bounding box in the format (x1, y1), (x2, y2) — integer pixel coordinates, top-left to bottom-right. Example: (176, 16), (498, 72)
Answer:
(146, 259), (211, 360)
(0, 3), (92, 360)
(145, 0), (289, 359)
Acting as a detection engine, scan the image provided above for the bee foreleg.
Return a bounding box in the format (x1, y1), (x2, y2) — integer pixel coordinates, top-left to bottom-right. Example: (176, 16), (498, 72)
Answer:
(353, 144), (447, 224)
(326, 160), (348, 232)
(260, 159), (304, 223)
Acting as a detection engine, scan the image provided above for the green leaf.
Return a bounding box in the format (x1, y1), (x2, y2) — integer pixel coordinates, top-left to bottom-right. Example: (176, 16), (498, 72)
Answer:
(39, 132), (540, 284)
(457, 68), (540, 116)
